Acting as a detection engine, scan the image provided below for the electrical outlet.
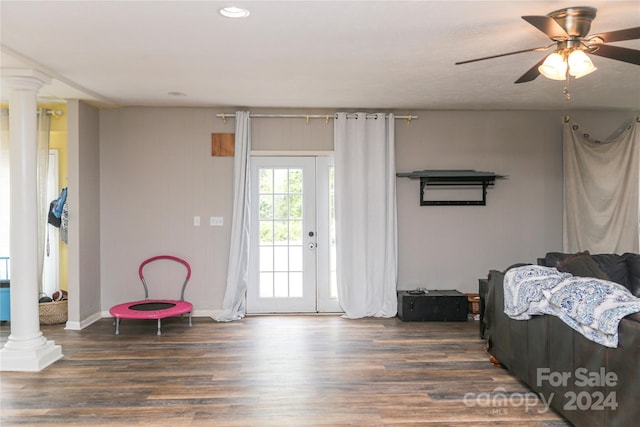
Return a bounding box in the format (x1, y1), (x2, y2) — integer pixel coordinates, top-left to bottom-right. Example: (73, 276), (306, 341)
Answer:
(210, 216), (223, 226)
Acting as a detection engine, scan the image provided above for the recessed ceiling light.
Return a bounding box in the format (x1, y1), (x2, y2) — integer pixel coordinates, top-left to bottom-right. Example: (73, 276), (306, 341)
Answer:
(168, 91), (186, 97)
(219, 6), (250, 18)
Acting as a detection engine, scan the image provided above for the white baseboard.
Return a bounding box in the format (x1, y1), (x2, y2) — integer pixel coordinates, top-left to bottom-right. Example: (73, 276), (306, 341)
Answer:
(65, 311), (102, 331)
(198, 309), (224, 319)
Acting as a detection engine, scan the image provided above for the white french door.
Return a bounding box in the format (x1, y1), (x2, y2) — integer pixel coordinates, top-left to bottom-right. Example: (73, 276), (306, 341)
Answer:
(247, 156), (340, 313)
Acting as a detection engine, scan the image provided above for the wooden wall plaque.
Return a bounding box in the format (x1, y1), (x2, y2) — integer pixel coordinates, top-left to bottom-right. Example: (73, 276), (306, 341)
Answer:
(211, 133), (235, 156)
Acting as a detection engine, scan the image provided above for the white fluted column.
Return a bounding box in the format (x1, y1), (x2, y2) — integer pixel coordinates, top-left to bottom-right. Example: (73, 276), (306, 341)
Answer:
(0, 69), (63, 371)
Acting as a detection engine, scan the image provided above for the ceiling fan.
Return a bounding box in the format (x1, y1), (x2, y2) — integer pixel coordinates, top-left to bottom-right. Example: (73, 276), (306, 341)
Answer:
(455, 6), (640, 96)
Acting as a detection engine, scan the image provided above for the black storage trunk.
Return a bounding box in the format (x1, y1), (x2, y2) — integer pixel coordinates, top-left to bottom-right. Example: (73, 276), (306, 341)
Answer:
(397, 290), (468, 321)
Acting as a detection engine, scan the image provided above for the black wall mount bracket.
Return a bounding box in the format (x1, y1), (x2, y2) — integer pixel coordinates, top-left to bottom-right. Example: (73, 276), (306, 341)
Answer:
(396, 169), (506, 206)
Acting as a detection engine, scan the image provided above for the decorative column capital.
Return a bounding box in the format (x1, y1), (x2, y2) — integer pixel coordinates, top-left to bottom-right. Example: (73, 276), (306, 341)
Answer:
(2, 68), (51, 92)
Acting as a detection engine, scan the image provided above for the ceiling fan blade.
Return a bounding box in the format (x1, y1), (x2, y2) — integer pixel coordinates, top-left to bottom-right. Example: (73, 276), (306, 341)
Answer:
(522, 15), (569, 40)
(455, 46), (548, 65)
(590, 27), (640, 43)
(590, 44), (640, 65)
(514, 57), (547, 84)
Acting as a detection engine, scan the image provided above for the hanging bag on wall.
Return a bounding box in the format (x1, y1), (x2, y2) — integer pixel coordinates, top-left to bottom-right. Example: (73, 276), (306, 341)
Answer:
(47, 200), (61, 227)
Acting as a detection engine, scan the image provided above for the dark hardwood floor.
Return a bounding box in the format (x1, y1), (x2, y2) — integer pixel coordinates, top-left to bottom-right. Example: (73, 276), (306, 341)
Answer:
(1, 316), (570, 426)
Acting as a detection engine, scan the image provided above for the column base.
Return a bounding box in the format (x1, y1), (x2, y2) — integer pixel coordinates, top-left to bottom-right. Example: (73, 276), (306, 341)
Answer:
(0, 340), (63, 371)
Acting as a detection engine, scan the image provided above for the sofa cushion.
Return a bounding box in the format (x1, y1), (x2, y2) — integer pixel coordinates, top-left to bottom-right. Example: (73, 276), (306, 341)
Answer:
(544, 252), (572, 267)
(623, 253), (640, 297)
(557, 252), (611, 280)
(592, 254), (629, 288)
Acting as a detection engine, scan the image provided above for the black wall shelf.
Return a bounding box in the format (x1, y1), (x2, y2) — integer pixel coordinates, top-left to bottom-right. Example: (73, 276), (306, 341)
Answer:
(396, 169), (506, 206)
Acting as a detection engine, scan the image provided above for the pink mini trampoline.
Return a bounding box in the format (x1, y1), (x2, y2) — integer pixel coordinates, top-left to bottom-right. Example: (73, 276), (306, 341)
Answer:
(109, 255), (193, 335)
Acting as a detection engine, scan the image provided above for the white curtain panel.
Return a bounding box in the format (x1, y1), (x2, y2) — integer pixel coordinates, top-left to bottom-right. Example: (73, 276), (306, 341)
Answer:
(334, 112), (398, 318)
(214, 111), (252, 321)
(563, 118), (639, 254)
(0, 111), (9, 262)
(36, 109), (51, 295)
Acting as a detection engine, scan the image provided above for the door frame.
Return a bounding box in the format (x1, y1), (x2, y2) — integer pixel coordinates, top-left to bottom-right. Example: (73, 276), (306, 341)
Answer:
(247, 155), (341, 314)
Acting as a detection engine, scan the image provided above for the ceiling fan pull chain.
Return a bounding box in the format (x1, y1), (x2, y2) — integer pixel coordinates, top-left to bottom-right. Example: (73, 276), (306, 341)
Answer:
(563, 69), (571, 100)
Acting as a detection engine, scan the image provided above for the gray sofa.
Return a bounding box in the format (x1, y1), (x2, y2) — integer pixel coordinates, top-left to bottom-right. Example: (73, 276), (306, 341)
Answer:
(484, 252), (640, 427)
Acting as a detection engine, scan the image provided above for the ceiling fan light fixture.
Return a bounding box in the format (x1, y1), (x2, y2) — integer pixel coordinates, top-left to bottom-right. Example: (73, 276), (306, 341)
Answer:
(567, 49), (597, 78)
(538, 52), (567, 80)
(219, 6), (250, 18)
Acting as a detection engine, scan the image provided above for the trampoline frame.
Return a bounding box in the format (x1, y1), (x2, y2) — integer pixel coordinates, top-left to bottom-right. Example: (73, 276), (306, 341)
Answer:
(109, 255), (193, 335)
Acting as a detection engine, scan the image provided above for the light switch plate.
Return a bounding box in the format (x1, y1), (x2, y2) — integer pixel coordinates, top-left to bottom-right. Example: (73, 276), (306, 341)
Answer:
(210, 216), (223, 226)
(193, 216), (200, 226)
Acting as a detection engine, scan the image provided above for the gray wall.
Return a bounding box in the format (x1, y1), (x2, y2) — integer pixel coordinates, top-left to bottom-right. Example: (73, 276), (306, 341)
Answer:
(99, 108), (233, 315)
(95, 107), (636, 318)
(396, 110), (564, 291)
(66, 100), (101, 328)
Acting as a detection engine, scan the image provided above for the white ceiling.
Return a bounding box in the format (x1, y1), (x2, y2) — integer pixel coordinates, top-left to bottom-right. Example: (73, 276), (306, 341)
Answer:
(1, 0), (639, 110)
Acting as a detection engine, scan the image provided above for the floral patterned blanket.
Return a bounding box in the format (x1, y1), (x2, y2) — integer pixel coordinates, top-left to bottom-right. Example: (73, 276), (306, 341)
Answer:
(504, 265), (640, 347)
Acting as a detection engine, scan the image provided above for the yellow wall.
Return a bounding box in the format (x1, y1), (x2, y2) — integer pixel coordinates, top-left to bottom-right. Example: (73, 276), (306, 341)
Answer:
(40, 103), (69, 291)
